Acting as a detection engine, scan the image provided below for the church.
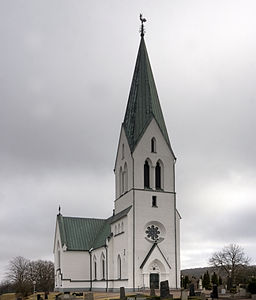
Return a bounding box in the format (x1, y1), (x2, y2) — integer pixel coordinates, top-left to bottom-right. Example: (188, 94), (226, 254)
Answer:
(53, 18), (181, 292)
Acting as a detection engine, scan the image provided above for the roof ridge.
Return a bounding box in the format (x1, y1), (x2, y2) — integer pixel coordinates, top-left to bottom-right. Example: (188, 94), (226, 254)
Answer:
(62, 215), (106, 221)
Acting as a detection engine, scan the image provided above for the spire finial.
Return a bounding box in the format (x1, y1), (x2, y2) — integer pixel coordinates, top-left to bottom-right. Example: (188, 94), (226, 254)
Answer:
(58, 205), (61, 215)
(139, 14), (147, 37)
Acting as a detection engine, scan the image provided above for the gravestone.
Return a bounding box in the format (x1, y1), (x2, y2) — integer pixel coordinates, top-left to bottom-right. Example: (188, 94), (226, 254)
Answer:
(120, 287), (126, 300)
(198, 279), (203, 290)
(150, 287), (156, 297)
(200, 293), (206, 300)
(220, 289), (226, 295)
(160, 280), (170, 298)
(239, 288), (246, 297)
(181, 290), (188, 300)
(84, 293), (94, 300)
(189, 284), (195, 297)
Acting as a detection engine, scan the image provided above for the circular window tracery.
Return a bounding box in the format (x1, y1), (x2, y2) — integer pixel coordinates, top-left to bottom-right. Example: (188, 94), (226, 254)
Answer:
(145, 225), (160, 241)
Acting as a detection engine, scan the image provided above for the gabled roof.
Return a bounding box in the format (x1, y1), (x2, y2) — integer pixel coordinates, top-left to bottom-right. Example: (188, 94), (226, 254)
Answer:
(57, 206), (132, 251)
(123, 37), (171, 153)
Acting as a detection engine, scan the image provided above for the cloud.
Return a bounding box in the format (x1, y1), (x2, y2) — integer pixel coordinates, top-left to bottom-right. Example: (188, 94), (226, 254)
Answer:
(1, 0), (256, 280)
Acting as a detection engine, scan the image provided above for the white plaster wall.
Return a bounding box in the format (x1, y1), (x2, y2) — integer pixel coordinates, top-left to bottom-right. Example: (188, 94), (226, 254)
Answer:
(133, 189), (177, 288)
(114, 127), (133, 199)
(175, 210), (181, 288)
(61, 250), (90, 281)
(114, 191), (133, 214)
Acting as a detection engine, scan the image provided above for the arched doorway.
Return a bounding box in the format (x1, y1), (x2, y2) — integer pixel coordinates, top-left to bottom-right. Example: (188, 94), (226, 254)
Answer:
(148, 260), (165, 289)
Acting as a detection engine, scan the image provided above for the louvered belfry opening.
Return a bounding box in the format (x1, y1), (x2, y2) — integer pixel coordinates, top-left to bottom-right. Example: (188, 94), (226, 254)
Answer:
(155, 162), (161, 189)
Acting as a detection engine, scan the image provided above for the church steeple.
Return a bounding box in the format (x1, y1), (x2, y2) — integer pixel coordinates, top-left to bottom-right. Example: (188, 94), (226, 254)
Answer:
(123, 29), (171, 153)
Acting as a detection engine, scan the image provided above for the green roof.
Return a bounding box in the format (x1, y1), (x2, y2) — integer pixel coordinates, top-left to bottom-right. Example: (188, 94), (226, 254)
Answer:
(57, 206), (132, 251)
(123, 37), (171, 153)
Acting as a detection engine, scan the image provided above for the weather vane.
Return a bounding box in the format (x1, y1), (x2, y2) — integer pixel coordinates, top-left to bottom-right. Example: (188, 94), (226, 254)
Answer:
(140, 14), (147, 37)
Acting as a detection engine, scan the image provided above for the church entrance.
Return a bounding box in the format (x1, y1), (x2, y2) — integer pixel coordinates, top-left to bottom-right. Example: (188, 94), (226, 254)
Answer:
(150, 273), (159, 289)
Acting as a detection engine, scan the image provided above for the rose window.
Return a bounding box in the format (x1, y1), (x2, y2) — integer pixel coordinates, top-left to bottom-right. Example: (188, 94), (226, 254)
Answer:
(145, 225), (160, 241)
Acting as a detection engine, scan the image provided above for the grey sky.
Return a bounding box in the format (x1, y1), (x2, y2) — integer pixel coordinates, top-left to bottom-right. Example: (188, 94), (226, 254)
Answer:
(1, 0), (256, 280)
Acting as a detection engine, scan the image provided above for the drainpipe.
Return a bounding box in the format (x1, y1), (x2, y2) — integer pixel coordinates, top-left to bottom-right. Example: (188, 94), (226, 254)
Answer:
(105, 245), (108, 292)
(89, 248), (93, 291)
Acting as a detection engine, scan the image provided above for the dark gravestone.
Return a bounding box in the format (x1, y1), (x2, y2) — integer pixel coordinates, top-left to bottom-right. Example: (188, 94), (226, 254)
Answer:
(150, 287), (156, 297)
(37, 294), (41, 300)
(160, 280), (171, 298)
(189, 284), (195, 297)
(211, 285), (218, 299)
(120, 287), (126, 300)
(84, 293), (94, 300)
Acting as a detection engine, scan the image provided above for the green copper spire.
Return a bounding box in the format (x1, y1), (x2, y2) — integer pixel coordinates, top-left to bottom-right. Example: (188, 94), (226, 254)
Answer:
(123, 34), (172, 153)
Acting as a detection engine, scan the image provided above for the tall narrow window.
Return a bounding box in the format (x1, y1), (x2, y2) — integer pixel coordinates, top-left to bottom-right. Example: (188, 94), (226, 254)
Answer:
(155, 162), (161, 189)
(102, 259), (105, 279)
(101, 253), (105, 280)
(151, 138), (156, 152)
(117, 255), (121, 279)
(124, 163), (128, 192)
(57, 241), (61, 269)
(119, 167), (122, 195)
(144, 160), (150, 188)
(93, 256), (97, 280)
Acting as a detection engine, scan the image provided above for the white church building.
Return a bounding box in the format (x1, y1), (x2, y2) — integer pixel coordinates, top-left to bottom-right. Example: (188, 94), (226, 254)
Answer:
(53, 20), (181, 292)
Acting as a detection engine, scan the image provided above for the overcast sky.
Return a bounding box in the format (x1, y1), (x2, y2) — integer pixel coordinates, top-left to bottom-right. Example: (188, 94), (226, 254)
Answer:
(1, 0), (256, 281)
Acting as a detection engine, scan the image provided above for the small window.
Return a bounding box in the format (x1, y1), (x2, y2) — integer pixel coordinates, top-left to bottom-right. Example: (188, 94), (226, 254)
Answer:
(152, 196), (157, 207)
(151, 138), (156, 153)
(122, 144), (124, 159)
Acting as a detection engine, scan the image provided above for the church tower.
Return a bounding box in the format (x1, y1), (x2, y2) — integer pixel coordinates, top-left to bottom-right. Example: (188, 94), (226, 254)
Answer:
(114, 17), (180, 289)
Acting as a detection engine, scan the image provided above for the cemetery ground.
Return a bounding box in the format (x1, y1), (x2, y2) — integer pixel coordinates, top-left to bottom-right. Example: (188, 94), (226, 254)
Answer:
(0, 289), (254, 300)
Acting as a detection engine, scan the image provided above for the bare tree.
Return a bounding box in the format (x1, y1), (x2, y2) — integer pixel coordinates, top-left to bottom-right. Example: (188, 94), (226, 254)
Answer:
(28, 260), (54, 293)
(209, 244), (250, 285)
(5, 257), (54, 296)
(7, 256), (31, 296)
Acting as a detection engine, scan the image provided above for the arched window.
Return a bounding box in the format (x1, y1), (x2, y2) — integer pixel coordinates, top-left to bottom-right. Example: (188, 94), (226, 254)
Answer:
(93, 256), (97, 280)
(117, 255), (121, 279)
(124, 163), (128, 192)
(115, 225), (117, 235)
(57, 241), (61, 269)
(121, 221), (124, 232)
(101, 253), (105, 280)
(118, 223), (120, 233)
(155, 162), (161, 189)
(151, 138), (156, 153)
(119, 166), (122, 195)
(144, 160), (150, 188)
